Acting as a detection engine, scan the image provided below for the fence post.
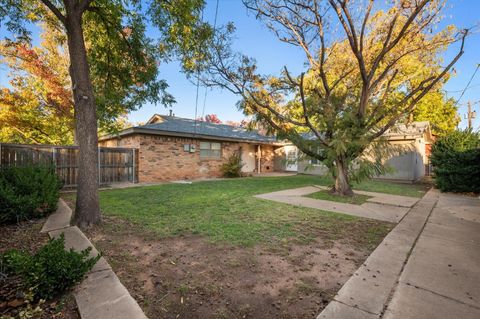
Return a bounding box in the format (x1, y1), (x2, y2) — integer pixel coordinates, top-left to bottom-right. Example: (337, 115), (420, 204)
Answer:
(131, 148), (134, 183)
(98, 147), (101, 185)
(52, 147), (56, 168)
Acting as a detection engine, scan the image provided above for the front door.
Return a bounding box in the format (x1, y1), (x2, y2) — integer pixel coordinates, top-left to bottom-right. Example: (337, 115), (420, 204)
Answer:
(284, 145), (298, 172)
(240, 144), (257, 173)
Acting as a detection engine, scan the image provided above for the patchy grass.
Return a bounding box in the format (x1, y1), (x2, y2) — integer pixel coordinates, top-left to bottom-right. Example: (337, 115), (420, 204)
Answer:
(299, 175), (428, 198)
(63, 175), (407, 318)
(63, 175), (396, 247)
(306, 190), (372, 205)
(85, 216), (382, 319)
(350, 178), (429, 198)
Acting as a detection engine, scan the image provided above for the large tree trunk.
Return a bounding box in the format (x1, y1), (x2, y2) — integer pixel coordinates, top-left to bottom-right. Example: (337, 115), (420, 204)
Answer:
(65, 10), (101, 228)
(333, 158), (354, 196)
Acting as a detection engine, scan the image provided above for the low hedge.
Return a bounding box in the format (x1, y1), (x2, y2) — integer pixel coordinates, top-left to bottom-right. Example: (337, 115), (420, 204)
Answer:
(1, 234), (99, 300)
(430, 130), (480, 193)
(0, 165), (61, 224)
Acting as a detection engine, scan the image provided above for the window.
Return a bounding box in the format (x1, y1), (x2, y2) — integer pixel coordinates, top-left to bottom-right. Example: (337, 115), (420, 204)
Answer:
(200, 142), (221, 158)
(309, 147), (322, 165)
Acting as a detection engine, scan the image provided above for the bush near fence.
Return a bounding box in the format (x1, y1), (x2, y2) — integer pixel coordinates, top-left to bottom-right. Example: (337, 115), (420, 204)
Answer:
(0, 165), (61, 224)
(430, 130), (480, 193)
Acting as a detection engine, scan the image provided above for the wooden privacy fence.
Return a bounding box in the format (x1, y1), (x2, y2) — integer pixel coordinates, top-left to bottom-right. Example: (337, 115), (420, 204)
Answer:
(0, 143), (138, 188)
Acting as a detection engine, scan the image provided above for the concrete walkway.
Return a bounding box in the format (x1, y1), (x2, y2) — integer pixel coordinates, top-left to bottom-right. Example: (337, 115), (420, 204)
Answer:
(255, 186), (418, 222)
(41, 199), (147, 319)
(318, 190), (480, 319)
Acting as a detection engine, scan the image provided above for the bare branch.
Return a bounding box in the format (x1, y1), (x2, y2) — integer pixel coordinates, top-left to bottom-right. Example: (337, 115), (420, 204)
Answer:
(40, 0), (66, 25)
(370, 30), (468, 140)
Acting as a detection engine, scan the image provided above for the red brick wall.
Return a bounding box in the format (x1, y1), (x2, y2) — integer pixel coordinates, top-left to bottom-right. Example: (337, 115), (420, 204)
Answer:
(100, 134), (277, 182)
(260, 145), (275, 173)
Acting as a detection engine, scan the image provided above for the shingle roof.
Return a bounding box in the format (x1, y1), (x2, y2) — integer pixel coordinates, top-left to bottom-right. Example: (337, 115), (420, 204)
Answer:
(134, 116), (278, 143)
(295, 121), (431, 141)
(383, 121), (431, 137)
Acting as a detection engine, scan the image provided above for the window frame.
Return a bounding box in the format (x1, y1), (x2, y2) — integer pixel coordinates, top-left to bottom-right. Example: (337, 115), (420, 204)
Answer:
(199, 141), (222, 159)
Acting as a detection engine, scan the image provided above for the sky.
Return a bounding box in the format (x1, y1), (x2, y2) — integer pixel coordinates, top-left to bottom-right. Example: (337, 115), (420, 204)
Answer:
(1, 0), (479, 129)
(136, 0), (480, 129)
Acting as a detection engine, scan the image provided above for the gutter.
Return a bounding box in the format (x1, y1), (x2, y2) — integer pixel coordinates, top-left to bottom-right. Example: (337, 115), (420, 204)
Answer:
(99, 127), (285, 146)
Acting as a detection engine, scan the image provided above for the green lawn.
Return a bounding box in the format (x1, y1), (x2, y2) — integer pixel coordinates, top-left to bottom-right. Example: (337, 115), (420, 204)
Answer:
(63, 175), (425, 247)
(306, 190), (372, 205)
(348, 178), (428, 198)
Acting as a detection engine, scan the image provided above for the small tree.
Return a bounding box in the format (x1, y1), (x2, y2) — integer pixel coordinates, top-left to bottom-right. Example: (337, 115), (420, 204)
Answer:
(203, 0), (467, 195)
(221, 153), (244, 178)
(198, 114), (222, 123)
(411, 90), (460, 136)
(0, 28), (74, 144)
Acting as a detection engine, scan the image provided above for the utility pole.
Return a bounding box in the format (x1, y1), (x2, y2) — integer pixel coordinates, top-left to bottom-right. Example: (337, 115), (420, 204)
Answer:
(465, 101), (477, 129)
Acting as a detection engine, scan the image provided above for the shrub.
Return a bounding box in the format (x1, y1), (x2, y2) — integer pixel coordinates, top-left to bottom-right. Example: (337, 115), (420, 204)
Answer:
(0, 165), (61, 224)
(430, 130), (480, 193)
(221, 154), (245, 178)
(1, 234), (99, 300)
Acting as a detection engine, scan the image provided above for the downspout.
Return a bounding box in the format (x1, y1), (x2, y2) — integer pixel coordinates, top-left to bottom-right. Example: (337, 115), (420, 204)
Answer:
(257, 145), (261, 173)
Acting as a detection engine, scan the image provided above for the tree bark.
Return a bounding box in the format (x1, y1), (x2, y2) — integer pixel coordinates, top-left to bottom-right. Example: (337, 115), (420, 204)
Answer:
(333, 158), (354, 196)
(65, 9), (101, 228)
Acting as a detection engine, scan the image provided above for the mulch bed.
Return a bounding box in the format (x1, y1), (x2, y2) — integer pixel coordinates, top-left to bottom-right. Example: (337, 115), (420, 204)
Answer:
(0, 220), (79, 319)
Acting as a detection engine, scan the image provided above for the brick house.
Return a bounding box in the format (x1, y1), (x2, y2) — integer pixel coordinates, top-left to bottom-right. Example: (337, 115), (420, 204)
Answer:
(100, 114), (434, 183)
(99, 114), (285, 182)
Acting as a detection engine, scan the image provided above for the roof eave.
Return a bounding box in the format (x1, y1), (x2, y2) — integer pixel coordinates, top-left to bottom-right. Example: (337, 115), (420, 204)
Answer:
(99, 127), (284, 145)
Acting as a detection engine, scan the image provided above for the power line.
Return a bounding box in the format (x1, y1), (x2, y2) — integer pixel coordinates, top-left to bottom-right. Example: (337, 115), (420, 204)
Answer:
(455, 63), (480, 105)
(200, 0), (220, 121)
(445, 83), (480, 93)
(193, 9), (206, 136)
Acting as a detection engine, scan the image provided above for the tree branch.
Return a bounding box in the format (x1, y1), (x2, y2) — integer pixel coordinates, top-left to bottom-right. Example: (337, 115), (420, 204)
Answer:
(370, 30), (468, 140)
(40, 0), (66, 25)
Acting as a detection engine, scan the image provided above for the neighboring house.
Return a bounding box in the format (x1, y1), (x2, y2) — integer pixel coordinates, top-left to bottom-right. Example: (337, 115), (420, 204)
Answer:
(294, 121), (435, 182)
(99, 114), (284, 182)
(378, 121), (434, 181)
(100, 115), (434, 183)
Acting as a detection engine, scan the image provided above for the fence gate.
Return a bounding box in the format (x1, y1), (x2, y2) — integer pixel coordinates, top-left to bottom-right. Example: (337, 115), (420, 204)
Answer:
(0, 143), (138, 188)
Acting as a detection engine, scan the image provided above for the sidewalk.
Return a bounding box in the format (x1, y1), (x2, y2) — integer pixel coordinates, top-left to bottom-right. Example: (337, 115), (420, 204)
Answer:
(41, 199), (147, 319)
(383, 191), (480, 319)
(255, 186), (416, 222)
(318, 190), (480, 319)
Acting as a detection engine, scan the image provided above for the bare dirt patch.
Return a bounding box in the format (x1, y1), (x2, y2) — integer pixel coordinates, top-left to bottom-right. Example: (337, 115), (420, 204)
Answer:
(86, 216), (382, 319)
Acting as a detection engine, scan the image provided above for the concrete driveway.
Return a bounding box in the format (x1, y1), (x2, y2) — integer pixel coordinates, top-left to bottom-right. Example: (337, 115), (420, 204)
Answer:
(318, 190), (480, 319)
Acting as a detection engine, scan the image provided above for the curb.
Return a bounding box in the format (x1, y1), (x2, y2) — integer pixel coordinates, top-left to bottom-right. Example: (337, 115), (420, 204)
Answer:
(42, 199), (148, 319)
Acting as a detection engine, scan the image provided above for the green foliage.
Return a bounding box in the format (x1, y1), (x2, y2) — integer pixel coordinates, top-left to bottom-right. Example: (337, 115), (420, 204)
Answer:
(0, 32), (75, 145)
(0, 0), (213, 136)
(0, 165), (61, 224)
(412, 90), (459, 136)
(2, 234), (99, 300)
(221, 153), (244, 178)
(431, 130), (480, 193)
